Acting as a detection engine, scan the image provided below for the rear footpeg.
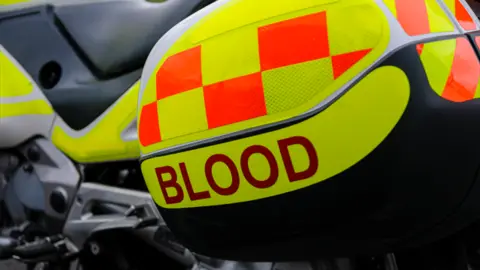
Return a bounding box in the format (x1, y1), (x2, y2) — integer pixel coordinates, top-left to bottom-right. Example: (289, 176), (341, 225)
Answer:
(12, 235), (78, 263)
(13, 235), (62, 260)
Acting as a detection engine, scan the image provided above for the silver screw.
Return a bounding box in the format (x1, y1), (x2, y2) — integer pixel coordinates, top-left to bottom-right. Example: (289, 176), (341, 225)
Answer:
(89, 242), (100, 255)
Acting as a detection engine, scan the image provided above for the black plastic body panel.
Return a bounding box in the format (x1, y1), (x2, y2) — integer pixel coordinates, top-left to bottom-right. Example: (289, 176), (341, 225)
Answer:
(0, 5), (140, 130)
(55, 0), (204, 79)
(151, 43), (480, 261)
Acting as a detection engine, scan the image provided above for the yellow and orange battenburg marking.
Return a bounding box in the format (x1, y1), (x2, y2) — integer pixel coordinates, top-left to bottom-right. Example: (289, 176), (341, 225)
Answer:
(139, 10), (375, 147)
(0, 0), (30, 5)
(383, 0), (455, 35)
(444, 0), (479, 31)
(141, 66), (411, 208)
(0, 50), (33, 98)
(418, 37), (480, 102)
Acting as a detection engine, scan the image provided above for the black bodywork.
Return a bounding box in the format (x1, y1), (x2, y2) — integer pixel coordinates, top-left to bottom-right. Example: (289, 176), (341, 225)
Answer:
(0, 0), (213, 130)
(153, 36), (480, 261)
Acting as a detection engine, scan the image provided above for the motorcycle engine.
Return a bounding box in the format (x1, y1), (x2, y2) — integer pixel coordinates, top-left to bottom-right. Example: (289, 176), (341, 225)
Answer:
(0, 138), (80, 238)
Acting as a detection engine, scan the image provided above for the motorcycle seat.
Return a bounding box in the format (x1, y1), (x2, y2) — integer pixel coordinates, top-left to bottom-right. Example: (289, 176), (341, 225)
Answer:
(54, 0), (203, 78)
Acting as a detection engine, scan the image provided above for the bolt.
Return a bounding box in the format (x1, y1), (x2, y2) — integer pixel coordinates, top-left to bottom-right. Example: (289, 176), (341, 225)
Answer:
(27, 146), (41, 162)
(23, 164), (33, 173)
(50, 187), (68, 214)
(89, 242), (100, 255)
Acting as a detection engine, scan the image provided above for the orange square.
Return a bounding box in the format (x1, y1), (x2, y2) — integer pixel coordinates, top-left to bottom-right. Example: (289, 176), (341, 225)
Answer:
(442, 38), (480, 102)
(258, 12), (329, 71)
(204, 73), (267, 129)
(331, 49), (371, 79)
(139, 102), (161, 146)
(156, 46), (203, 100)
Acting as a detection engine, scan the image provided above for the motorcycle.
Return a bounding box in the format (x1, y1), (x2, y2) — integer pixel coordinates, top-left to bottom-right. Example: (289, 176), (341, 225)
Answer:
(0, 0), (220, 269)
(3, 0), (480, 270)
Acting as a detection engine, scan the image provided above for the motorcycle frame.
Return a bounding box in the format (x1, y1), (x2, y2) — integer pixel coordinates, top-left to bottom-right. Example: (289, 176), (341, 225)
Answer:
(0, 137), (198, 267)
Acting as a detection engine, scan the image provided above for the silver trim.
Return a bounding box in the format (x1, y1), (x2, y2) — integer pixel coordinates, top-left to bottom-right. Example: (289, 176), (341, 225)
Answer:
(121, 118), (138, 142)
(437, 0), (465, 33)
(0, 0), (155, 12)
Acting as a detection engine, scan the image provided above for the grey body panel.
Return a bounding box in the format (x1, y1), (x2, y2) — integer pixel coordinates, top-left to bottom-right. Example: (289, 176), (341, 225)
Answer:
(3, 138), (80, 233)
(0, 0), (206, 130)
(0, 115), (54, 149)
(55, 0), (205, 77)
(0, 5), (140, 130)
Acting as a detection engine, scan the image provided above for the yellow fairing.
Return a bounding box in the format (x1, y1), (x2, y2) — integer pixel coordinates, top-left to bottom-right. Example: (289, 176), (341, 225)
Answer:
(0, 100), (53, 117)
(0, 50), (53, 117)
(1, 47), (139, 162)
(0, 50), (33, 98)
(139, 0), (390, 155)
(52, 83), (141, 163)
(0, 0), (29, 5)
(142, 66), (410, 209)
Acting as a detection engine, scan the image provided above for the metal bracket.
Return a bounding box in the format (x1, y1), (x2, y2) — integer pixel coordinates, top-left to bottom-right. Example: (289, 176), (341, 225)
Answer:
(63, 182), (161, 248)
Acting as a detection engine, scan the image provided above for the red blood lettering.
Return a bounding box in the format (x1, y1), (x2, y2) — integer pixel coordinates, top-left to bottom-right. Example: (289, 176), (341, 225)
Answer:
(155, 166), (184, 204)
(179, 163), (211, 201)
(241, 145), (279, 189)
(205, 154), (240, 196)
(278, 136), (318, 182)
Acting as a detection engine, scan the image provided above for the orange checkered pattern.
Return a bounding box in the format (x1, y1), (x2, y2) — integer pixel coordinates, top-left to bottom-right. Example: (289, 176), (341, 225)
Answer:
(139, 11), (372, 147)
(385, 0), (478, 37)
(418, 37), (480, 102)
